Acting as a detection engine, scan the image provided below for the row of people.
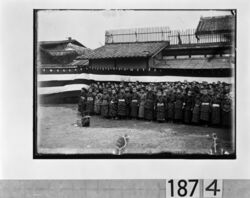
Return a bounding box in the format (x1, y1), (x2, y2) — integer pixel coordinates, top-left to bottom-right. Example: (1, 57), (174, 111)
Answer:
(78, 81), (233, 128)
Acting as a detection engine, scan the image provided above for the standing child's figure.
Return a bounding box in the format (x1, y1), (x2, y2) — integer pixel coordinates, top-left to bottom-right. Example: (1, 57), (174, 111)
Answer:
(192, 95), (201, 124)
(101, 89), (110, 118)
(86, 88), (95, 115)
(130, 87), (140, 119)
(138, 88), (146, 119)
(156, 91), (165, 122)
(200, 89), (211, 127)
(94, 91), (102, 115)
(109, 89), (118, 119)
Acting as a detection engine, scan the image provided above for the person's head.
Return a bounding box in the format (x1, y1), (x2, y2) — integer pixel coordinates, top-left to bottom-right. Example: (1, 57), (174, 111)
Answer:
(203, 89), (208, 95)
(157, 91), (162, 96)
(132, 87), (137, 93)
(120, 88), (125, 93)
(125, 87), (130, 93)
(112, 89), (116, 95)
(163, 90), (167, 96)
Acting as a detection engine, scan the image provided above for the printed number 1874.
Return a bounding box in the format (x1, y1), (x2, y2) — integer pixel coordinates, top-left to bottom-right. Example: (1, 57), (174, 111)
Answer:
(166, 179), (223, 198)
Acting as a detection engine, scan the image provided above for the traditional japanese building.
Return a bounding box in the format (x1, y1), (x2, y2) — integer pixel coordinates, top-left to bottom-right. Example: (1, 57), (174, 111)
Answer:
(77, 17), (235, 77)
(79, 41), (169, 70)
(37, 15), (236, 103)
(37, 37), (90, 67)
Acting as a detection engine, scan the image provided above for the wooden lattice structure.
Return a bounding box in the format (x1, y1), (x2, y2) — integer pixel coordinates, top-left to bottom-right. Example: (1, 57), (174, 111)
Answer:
(105, 27), (232, 45)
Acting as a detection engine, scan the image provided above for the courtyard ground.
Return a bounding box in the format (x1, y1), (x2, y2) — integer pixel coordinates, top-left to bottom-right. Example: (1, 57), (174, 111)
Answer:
(37, 104), (234, 156)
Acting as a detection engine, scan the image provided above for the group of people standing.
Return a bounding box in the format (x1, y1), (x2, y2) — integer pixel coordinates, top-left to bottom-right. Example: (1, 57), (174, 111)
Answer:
(78, 81), (233, 128)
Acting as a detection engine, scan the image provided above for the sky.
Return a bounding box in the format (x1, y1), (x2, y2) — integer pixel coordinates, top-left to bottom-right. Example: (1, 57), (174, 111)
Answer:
(37, 10), (232, 49)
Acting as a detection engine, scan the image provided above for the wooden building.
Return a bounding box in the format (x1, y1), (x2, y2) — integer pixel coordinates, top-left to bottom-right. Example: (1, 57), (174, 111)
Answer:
(37, 37), (89, 67)
(195, 15), (235, 43)
(78, 16), (235, 77)
(79, 41), (169, 70)
(38, 15), (235, 104)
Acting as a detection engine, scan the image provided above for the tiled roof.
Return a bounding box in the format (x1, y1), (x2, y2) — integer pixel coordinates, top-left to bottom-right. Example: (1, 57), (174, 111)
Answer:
(39, 39), (85, 48)
(196, 15), (235, 35)
(153, 57), (233, 69)
(78, 42), (169, 59)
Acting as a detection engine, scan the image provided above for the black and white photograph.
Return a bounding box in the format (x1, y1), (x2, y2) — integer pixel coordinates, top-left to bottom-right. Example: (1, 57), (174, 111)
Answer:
(34, 9), (236, 158)
(1, 179), (250, 198)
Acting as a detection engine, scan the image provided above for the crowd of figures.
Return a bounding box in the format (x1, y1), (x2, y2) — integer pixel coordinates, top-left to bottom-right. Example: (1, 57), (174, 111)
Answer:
(78, 81), (233, 128)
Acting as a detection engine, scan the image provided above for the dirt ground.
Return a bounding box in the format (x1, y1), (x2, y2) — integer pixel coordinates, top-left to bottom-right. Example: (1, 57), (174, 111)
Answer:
(37, 104), (234, 155)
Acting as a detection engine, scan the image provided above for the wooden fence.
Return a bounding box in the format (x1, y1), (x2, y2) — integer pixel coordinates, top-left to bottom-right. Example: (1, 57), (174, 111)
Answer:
(105, 28), (230, 45)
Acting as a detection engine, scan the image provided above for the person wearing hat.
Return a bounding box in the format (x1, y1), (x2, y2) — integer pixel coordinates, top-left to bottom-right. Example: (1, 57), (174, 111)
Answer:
(174, 89), (184, 123)
(109, 89), (118, 119)
(138, 88), (146, 120)
(144, 85), (155, 121)
(100, 88), (110, 118)
(130, 87), (140, 119)
(117, 87), (127, 119)
(155, 90), (165, 122)
(86, 88), (95, 115)
(78, 88), (87, 116)
(200, 89), (211, 126)
(211, 93), (222, 126)
(192, 94), (201, 124)
(183, 90), (194, 124)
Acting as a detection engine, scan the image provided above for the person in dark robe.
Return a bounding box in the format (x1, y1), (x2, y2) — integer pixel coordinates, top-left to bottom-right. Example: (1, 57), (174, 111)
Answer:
(167, 91), (175, 122)
(78, 88), (84, 112)
(163, 90), (169, 122)
(78, 88), (87, 116)
(200, 89), (211, 126)
(156, 91), (165, 122)
(130, 87), (140, 119)
(117, 88), (127, 119)
(86, 88), (95, 115)
(174, 89), (184, 123)
(144, 86), (155, 121)
(183, 91), (194, 124)
(138, 88), (146, 119)
(221, 95), (232, 128)
(94, 91), (102, 115)
(101, 89), (110, 118)
(211, 93), (222, 126)
(192, 95), (201, 124)
(125, 87), (132, 118)
(109, 89), (118, 119)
